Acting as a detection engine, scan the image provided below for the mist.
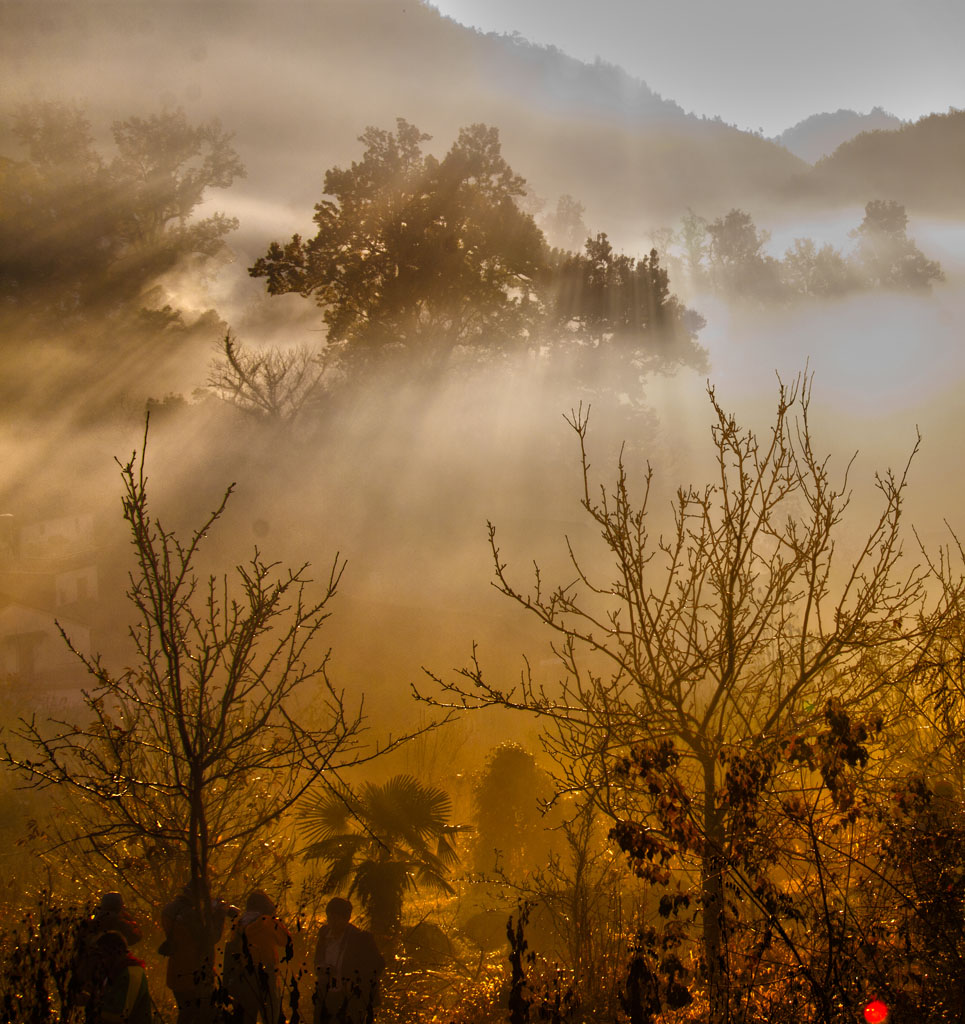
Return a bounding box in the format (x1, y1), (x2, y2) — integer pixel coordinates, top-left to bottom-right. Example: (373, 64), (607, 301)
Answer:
(3, 1), (965, 1019)
(3, 0), (963, 784)
(1, 0), (962, 793)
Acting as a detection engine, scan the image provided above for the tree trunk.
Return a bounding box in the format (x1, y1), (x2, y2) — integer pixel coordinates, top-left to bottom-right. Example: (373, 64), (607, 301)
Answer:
(701, 755), (728, 1024)
(189, 768), (218, 1002)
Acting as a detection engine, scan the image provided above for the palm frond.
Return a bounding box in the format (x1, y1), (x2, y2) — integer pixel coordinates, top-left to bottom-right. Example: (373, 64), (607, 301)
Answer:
(412, 859), (457, 896)
(303, 833), (370, 864)
(362, 775), (454, 848)
(298, 774), (463, 932)
(298, 782), (360, 844)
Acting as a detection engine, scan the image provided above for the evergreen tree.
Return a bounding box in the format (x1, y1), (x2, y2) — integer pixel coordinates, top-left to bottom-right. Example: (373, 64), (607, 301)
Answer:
(0, 102), (243, 320)
(706, 208), (783, 300)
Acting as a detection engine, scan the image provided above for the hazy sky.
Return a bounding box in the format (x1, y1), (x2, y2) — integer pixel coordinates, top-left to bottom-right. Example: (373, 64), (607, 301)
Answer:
(429, 0), (965, 136)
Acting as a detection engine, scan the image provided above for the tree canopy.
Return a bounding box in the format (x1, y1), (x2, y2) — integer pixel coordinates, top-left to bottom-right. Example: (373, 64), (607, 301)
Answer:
(250, 119), (547, 366)
(250, 118), (704, 376)
(706, 208), (782, 299)
(850, 198), (944, 290)
(666, 201), (944, 302)
(0, 102), (244, 322)
(0, 427), (379, 944)
(547, 232), (706, 370)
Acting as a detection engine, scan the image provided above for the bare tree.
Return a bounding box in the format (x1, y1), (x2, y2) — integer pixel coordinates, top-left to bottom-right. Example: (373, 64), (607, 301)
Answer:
(420, 375), (928, 1022)
(2, 424), (400, 965)
(209, 330), (330, 424)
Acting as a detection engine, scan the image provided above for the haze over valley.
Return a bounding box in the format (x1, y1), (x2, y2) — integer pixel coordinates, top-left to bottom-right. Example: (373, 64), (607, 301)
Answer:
(2, 3), (965, 1021)
(3, 0), (964, 805)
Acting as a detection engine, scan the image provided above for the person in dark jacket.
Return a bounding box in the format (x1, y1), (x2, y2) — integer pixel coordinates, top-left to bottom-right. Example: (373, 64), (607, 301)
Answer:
(160, 883), (235, 1024)
(223, 889), (292, 1024)
(88, 931), (153, 1024)
(313, 898), (384, 1024)
(75, 893), (143, 1023)
(93, 892), (143, 947)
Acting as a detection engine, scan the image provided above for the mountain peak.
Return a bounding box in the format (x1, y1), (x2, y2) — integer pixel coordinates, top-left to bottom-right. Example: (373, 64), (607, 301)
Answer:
(773, 107), (904, 163)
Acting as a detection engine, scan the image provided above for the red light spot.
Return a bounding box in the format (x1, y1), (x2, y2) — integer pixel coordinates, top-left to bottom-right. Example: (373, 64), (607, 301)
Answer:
(864, 1000), (888, 1024)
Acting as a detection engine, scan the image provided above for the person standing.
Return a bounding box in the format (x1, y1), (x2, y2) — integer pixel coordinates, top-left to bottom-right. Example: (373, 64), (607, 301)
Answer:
(313, 898), (384, 1024)
(75, 892), (144, 1023)
(160, 883), (235, 1024)
(223, 890), (292, 1024)
(87, 931), (153, 1024)
(92, 892), (143, 947)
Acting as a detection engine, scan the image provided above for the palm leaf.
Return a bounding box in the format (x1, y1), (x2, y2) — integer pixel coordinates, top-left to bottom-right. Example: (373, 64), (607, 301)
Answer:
(303, 832), (369, 864)
(297, 773), (464, 933)
(298, 783), (360, 845)
(361, 775), (453, 849)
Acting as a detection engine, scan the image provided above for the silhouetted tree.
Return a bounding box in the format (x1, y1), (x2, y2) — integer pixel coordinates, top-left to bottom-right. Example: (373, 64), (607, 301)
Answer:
(108, 108), (243, 288)
(542, 193), (589, 251)
(706, 208), (783, 300)
(250, 119), (547, 369)
(421, 376), (930, 1024)
(546, 233), (706, 370)
(850, 199), (943, 290)
(1, 425), (383, 969)
(209, 331), (330, 425)
(678, 208), (708, 285)
(250, 117), (708, 386)
(473, 743), (551, 875)
(649, 226), (683, 283)
(300, 774), (465, 937)
(0, 102), (243, 320)
(781, 237), (857, 298)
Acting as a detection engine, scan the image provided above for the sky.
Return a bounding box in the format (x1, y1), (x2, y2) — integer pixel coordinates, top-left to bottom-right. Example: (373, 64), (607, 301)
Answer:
(428, 0), (965, 136)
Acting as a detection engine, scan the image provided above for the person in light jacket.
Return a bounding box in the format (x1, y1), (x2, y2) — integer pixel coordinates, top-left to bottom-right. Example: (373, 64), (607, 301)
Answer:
(223, 889), (292, 1024)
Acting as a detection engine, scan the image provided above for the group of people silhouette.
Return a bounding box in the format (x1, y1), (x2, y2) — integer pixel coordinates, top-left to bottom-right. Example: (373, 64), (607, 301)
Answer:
(80, 888), (384, 1024)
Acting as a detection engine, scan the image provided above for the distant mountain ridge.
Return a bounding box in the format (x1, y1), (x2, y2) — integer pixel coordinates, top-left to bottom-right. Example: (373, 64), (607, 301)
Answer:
(0, 0), (808, 244)
(467, 27), (809, 232)
(808, 108), (965, 214)
(480, 31), (690, 127)
(2, 0), (962, 247)
(773, 107), (904, 163)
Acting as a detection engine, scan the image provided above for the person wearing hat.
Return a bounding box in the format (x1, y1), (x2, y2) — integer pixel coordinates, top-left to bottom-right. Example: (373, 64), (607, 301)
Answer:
(222, 890), (292, 1024)
(312, 898), (384, 1024)
(93, 892), (143, 948)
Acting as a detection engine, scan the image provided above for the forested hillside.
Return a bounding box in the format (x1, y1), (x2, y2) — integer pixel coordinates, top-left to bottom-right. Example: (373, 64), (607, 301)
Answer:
(807, 109), (965, 214)
(0, 0), (807, 238)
